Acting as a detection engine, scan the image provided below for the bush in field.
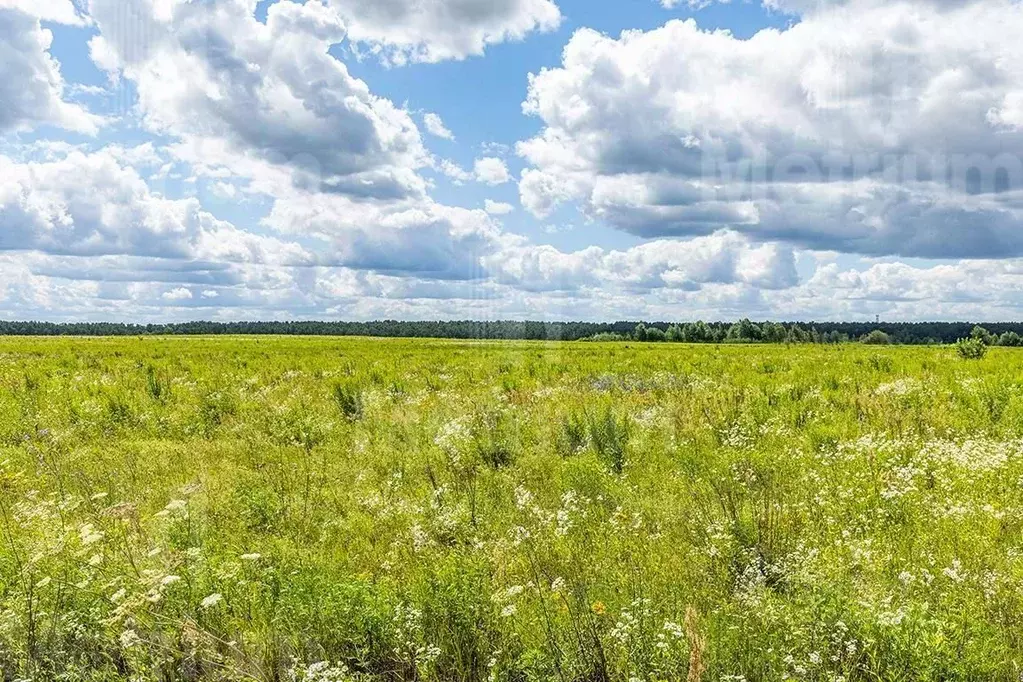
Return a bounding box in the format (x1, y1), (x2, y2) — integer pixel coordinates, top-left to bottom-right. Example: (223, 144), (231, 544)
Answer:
(971, 325), (995, 345)
(867, 354), (894, 372)
(332, 381), (364, 419)
(587, 407), (630, 473)
(956, 336), (989, 359)
(145, 365), (167, 402)
(586, 332), (629, 342)
(558, 412), (588, 456)
(999, 331), (1023, 346)
(862, 329), (891, 345)
(471, 409), (516, 469)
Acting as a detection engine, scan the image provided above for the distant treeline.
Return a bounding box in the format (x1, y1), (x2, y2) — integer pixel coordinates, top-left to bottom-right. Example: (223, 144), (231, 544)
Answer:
(0, 320), (1020, 345)
(587, 322), (1023, 346)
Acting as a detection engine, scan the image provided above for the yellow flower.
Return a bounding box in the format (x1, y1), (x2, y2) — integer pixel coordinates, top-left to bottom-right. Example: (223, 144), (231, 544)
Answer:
(591, 601), (606, 616)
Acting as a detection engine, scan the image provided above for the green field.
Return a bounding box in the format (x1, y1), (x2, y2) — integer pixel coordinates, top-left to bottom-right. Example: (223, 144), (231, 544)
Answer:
(1, 337), (1023, 681)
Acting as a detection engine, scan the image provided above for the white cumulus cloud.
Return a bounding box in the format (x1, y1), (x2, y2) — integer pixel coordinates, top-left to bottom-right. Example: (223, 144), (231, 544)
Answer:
(485, 200), (515, 215)
(518, 2), (1023, 259)
(87, 0), (428, 202)
(474, 157), (511, 185)
(326, 0), (562, 64)
(0, 148), (310, 264)
(0, 8), (100, 134)
(423, 112), (455, 140)
(0, 0), (89, 25)
(162, 287), (193, 301)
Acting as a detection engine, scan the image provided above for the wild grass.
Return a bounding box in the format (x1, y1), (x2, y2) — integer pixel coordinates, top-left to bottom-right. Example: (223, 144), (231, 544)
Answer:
(0, 336), (1021, 680)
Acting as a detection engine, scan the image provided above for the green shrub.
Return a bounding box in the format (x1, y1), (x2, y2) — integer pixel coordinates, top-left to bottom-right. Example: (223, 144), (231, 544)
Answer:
(862, 329), (891, 345)
(145, 365), (167, 402)
(866, 355), (894, 372)
(332, 381), (364, 419)
(956, 336), (989, 359)
(999, 331), (1023, 347)
(971, 325), (995, 345)
(471, 410), (516, 469)
(557, 412), (588, 456)
(587, 407), (630, 473)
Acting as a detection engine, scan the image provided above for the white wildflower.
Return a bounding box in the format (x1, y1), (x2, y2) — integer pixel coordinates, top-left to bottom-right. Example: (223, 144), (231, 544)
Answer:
(943, 559), (965, 583)
(514, 486), (534, 511)
(156, 499), (188, 518)
(79, 524), (104, 546)
(120, 629), (141, 648)
(200, 593), (223, 609)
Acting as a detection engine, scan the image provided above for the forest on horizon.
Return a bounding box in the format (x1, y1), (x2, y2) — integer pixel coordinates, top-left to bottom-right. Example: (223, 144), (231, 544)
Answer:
(0, 319), (1021, 345)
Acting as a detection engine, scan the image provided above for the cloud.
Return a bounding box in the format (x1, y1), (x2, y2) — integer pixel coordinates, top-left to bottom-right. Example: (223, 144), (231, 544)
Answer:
(657, 0), (709, 7)
(87, 0), (428, 202)
(262, 191), (512, 279)
(13, 225), (1023, 322)
(211, 182), (238, 199)
(162, 286), (193, 301)
(438, 159), (473, 183)
(518, 3), (1023, 259)
(486, 230), (798, 293)
(657, 0), (983, 14)
(325, 0), (562, 64)
(83, 0), (521, 287)
(0, 143), (516, 290)
(438, 157), (512, 186)
(784, 256), (1023, 320)
(0, 149), (310, 264)
(0, 0), (89, 25)
(0, 9), (100, 134)
(762, 0), (983, 15)
(423, 112), (455, 140)
(474, 157), (512, 185)
(1, 147), (806, 316)
(485, 200), (515, 215)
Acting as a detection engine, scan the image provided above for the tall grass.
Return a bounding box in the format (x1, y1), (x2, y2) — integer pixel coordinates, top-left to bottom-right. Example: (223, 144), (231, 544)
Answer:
(0, 336), (1019, 680)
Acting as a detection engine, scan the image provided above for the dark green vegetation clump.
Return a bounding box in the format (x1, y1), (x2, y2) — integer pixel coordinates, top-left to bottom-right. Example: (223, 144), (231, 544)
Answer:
(0, 336), (1020, 681)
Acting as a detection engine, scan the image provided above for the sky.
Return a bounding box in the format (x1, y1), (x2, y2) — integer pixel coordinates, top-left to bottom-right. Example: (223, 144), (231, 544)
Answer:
(2, 0), (1023, 323)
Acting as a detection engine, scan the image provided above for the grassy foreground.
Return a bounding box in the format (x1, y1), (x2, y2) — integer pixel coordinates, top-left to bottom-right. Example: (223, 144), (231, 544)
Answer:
(1, 337), (1022, 681)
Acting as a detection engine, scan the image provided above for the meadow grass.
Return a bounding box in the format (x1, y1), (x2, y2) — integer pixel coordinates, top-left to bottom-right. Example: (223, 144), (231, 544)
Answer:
(0, 336), (1022, 680)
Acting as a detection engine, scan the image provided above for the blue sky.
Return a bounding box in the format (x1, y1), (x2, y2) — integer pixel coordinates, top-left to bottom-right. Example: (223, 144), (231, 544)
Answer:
(1, 0), (1022, 322)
